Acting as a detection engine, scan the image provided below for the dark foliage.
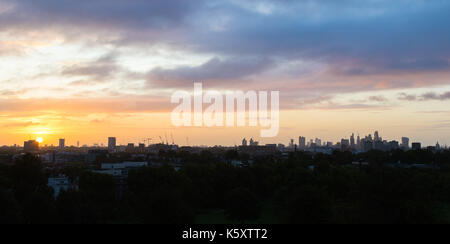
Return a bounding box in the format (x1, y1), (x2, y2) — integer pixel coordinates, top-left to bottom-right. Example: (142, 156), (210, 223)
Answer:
(1, 149), (450, 224)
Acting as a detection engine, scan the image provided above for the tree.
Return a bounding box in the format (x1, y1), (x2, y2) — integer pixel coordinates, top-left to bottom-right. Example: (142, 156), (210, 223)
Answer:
(282, 185), (332, 224)
(224, 187), (261, 223)
(10, 154), (47, 202)
(0, 188), (20, 224)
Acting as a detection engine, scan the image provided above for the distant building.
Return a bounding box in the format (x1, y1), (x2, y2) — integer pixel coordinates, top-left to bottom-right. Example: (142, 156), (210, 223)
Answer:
(341, 139), (350, 151)
(374, 131), (380, 141)
(315, 138), (322, 147)
(363, 139), (373, 151)
(427, 146), (436, 151)
(299, 137), (306, 149)
(389, 141), (400, 150)
(48, 175), (78, 198)
(374, 140), (385, 151)
(412, 142), (422, 150)
(249, 138), (258, 146)
(59, 138), (65, 150)
(138, 143), (146, 152)
(350, 133), (355, 148)
(126, 143), (135, 153)
(242, 138), (248, 147)
(108, 137), (116, 151)
(357, 134), (361, 149)
(289, 139), (295, 149)
(86, 149), (109, 163)
(24, 140), (39, 152)
(401, 137), (410, 149)
(96, 162), (148, 178)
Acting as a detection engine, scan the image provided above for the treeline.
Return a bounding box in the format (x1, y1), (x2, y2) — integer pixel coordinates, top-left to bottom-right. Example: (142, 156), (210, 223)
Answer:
(1, 150), (450, 224)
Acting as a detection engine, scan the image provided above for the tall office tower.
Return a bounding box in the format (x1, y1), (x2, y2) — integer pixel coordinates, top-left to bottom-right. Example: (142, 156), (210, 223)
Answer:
(357, 134), (361, 149)
(350, 133), (355, 148)
(139, 143), (146, 152)
(374, 131), (380, 141)
(126, 143), (135, 153)
(299, 136), (306, 149)
(315, 138), (322, 147)
(24, 140), (39, 152)
(108, 137), (117, 150)
(242, 138), (248, 146)
(289, 139), (295, 149)
(401, 137), (410, 149)
(59, 138), (65, 149)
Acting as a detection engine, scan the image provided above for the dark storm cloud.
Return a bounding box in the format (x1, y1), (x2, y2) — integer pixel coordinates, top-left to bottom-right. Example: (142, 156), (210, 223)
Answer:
(0, 0), (201, 30)
(193, 1), (450, 74)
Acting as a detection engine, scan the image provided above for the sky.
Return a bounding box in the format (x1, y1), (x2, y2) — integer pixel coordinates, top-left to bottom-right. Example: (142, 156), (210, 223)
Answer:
(0, 0), (450, 147)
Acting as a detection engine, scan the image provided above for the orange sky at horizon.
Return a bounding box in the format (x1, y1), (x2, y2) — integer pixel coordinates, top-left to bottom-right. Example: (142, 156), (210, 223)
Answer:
(1, 103), (449, 147)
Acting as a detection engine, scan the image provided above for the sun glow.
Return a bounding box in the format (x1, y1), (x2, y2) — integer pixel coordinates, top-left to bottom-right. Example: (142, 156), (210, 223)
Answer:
(36, 137), (43, 143)
(30, 127), (53, 135)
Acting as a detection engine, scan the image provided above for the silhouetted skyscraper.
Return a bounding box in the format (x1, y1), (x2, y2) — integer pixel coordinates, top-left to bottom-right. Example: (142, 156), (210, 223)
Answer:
(374, 131), (380, 141)
(350, 133), (355, 148)
(357, 134), (361, 149)
(126, 143), (135, 153)
(299, 136), (306, 149)
(289, 139), (295, 149)
(401, 137), (409, 149)
(315, 138), (322, 147)
(59, 138), (65, 149)
(24, 140), (39, 152)
(242, 138), (248, 146)
(108, 137), (116, 151)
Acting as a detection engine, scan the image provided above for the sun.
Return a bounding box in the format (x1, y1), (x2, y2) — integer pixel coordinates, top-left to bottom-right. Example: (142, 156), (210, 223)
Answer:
(36, 137), (43, 143)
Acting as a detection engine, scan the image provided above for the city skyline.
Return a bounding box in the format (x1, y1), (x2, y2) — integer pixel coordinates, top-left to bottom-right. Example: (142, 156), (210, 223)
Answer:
(8, 130), (446, 149)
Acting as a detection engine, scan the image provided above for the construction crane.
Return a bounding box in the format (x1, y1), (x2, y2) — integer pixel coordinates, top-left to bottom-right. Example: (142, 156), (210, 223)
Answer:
(164, 133), (169, 145)
(171, 133), (175, 145)
(159, 136), (164, 144)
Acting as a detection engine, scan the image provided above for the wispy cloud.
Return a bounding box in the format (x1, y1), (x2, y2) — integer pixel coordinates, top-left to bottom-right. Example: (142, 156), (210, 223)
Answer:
(146, 56), (275, 88)
(398, 91), (450, 101)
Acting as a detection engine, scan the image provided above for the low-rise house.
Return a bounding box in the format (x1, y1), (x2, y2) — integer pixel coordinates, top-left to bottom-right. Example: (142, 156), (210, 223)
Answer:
(94, 161), (148, 178)
(48, 175), (78, 198)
